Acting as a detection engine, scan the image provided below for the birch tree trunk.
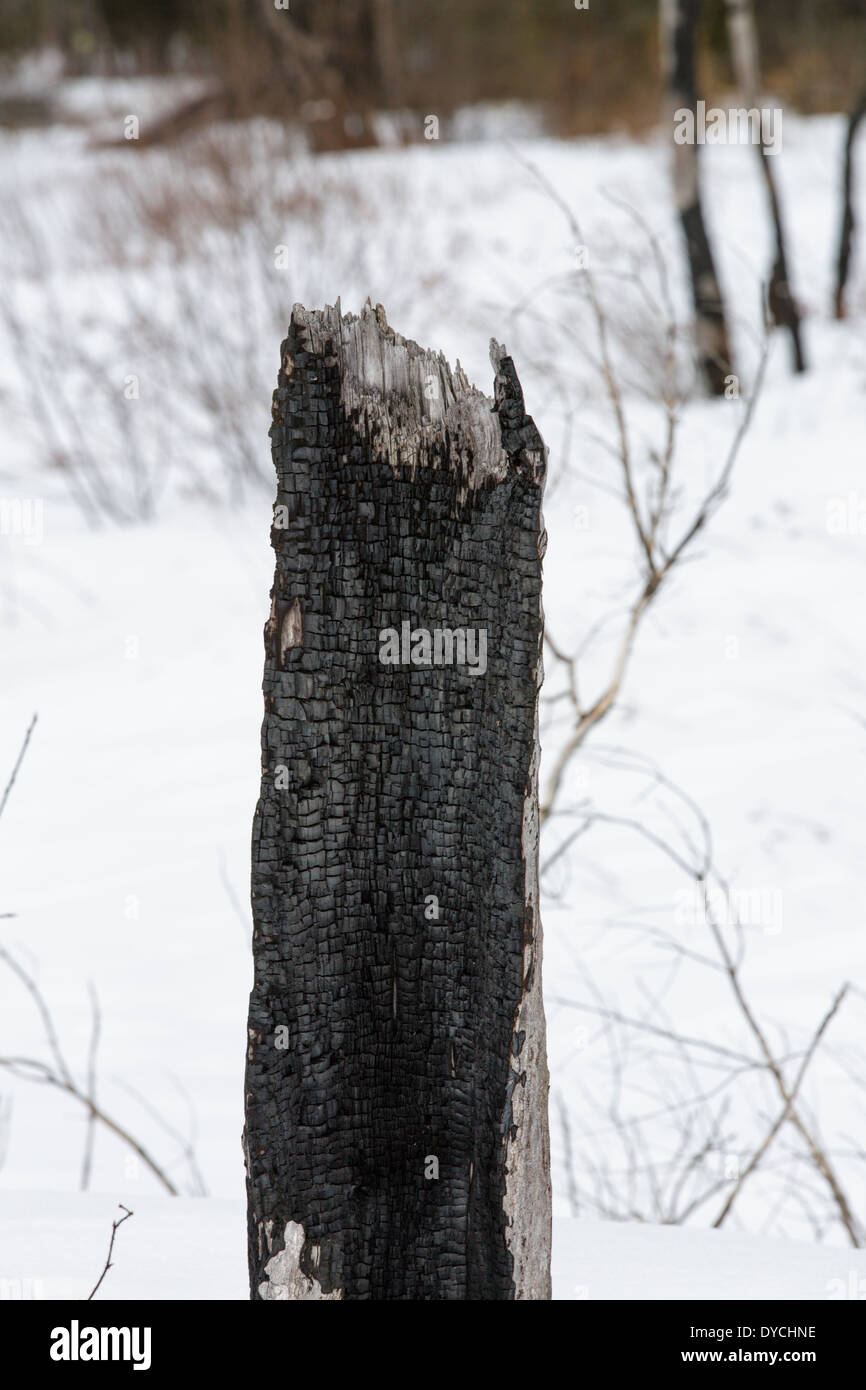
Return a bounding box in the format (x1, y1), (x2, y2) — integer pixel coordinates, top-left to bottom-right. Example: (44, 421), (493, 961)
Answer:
(661, 0), (734, 396)
(244, 302), (552, 1301)
(724, 0), (806, 371)
(834, 85), (866, 320)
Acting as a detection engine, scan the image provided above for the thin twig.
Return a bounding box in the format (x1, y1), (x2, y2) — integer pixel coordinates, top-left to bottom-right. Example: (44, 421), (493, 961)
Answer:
(80, 982), (101, 1192)
(87, 1205), (133, 1300)
(0, 714), (37, 824)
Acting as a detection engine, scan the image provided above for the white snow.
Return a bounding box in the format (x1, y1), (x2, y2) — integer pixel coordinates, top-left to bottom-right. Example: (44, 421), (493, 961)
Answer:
(2, 1192), (865, 1301)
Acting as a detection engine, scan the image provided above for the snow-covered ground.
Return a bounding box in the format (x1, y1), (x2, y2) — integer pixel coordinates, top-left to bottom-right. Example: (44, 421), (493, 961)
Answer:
(5, 1191), (866, 1301)
(2, 81), (866, 1297)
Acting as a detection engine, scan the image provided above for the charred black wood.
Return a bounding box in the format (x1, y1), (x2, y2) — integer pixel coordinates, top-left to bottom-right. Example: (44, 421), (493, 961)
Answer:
(835, 85), (866, 321)
(244, 302), (552, 1301)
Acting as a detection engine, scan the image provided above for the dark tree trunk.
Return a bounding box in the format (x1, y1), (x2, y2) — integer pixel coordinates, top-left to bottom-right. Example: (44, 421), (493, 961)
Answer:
(835, 85), (866, 321)
(760, 161), (806, 370)
(661, 0), (734, 396)
(372, 0), (404, 108)
(244, 302), (552, 1301)
(724, 0), (806, 372)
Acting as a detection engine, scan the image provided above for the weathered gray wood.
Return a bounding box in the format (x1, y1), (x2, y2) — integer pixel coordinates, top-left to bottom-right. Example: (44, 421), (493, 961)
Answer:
(244, 301), (551, 1300)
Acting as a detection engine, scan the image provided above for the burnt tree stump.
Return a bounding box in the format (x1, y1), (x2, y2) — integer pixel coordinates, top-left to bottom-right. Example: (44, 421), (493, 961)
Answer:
(244, 302), (551, 1301)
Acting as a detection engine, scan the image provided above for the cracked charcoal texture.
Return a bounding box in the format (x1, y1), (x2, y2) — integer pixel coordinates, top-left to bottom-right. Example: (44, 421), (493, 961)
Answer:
(244, 302), (551, 1301)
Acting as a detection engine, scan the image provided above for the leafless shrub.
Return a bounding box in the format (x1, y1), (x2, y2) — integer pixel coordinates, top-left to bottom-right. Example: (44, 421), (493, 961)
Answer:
(504, 151), (767, 821)
(507, 158), (862, 1244)
(1, 723), (206, 1197)
(0, 945), (196, 1196)
(0, 124), (390, 522)
(547, 749), (861, 1245)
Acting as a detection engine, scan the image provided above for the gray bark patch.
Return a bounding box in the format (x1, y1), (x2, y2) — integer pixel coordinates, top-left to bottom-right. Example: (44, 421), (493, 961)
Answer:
(257, 1221), (343, 1301)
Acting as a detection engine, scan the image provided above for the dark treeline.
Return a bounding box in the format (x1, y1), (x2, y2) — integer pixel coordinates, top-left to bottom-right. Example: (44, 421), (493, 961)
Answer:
(1, 0), (865, 133)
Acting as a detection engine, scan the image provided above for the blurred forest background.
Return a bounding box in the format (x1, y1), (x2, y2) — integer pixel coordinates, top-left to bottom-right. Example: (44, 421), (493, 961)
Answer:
(1, 0), (865, 140)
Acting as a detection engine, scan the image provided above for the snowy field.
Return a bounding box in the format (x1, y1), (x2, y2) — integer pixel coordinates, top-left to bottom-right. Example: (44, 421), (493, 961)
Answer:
(2, 78), (866, 1297)
(5, 1191), (866, 1301)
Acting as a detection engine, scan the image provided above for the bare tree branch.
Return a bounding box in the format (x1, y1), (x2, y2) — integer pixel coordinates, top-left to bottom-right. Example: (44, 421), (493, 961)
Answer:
(0, 947), (178, 1196)
(713, 985), (850, 1228)
(79, 982), (101, 1192)
(0, 714), (37, 824)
